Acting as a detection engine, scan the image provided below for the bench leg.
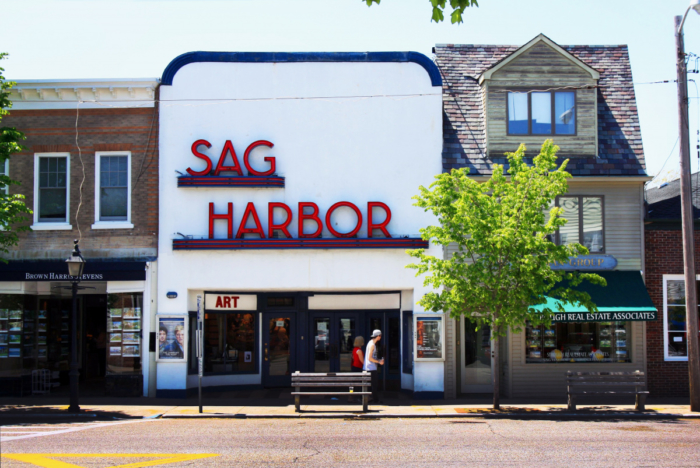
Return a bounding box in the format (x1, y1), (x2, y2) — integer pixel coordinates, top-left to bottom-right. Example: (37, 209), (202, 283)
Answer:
(636, 394), (647, 411)
(295, 386), (300, 413)
(362, 385), (368, 413)
(568, 394), (576, 412)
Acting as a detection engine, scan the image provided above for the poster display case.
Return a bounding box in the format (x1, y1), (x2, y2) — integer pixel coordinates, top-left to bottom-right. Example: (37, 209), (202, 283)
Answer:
(106, 293), (143, 374)
(526, 320), (631, 363)
(414, 314), (445, 362)
(156, 314), (188, 362)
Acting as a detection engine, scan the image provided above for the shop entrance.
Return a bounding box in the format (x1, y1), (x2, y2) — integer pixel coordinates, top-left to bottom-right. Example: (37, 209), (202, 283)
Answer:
(366, 311), (401, 391)
(309, 312), (360, 373)
(262, 313), (296, 387)
(461, 318), (493, 393)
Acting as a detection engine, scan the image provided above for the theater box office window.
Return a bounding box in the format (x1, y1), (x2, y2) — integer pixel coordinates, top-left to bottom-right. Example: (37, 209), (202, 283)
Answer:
(156, 52), (444, 397)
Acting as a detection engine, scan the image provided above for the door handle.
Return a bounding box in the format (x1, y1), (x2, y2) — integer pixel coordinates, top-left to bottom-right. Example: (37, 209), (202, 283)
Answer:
(264, 343), (268, 361)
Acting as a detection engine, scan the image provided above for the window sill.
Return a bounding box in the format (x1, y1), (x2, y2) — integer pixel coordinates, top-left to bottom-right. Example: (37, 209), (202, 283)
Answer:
(30, 223), (72, 231)
(91, 222), (134, 230)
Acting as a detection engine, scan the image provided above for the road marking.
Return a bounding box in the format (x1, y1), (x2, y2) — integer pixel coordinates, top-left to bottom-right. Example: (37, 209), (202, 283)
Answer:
(1, 420), (159, 442)
(0, 453), (219, 468)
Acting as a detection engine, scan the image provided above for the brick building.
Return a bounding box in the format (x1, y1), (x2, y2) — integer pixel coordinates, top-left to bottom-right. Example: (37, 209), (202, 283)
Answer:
(0, 79), (159, 396)
(645, 171), (700, 397)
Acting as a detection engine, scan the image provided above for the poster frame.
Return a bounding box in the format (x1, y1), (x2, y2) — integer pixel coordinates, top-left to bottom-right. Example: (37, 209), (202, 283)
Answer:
(414, 313), (446, 362)
(156, 314), (189, 362)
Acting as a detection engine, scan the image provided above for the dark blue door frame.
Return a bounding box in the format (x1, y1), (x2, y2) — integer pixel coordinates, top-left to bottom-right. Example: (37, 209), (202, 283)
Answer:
(262, 312), (297, 387)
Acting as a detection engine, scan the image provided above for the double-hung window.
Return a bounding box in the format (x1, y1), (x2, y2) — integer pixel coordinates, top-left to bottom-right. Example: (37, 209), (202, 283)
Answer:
(507, 91), (576, 135)
(93, 152), (132, 229)
(662, 275), (700, 361)
(0, 158), (8, 195)
(33, 153), (71, 230)
(554, 196), (604, 253)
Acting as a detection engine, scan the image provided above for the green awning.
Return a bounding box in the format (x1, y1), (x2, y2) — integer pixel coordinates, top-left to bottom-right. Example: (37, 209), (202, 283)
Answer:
(532, 271), (657, 323)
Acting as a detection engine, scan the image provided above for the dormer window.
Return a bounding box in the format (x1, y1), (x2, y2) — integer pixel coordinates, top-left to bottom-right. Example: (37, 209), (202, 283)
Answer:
(507, 91), (576, 136)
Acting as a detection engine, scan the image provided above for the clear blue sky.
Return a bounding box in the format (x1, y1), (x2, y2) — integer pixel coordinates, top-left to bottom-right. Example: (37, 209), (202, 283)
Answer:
(2, 0), (699, 177)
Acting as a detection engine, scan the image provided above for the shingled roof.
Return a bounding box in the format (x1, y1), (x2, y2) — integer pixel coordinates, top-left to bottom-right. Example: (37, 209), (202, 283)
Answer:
(435, 40), (648, 176)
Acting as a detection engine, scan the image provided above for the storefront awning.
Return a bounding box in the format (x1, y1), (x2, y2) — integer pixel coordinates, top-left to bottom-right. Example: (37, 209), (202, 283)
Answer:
(0, 259), (152, 282)
(532, 271), (657, 323)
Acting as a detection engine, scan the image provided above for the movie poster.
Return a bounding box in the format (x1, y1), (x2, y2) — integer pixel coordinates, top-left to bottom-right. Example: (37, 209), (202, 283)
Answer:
(156, 315), (187, 361)
(415, 316), (443, 360)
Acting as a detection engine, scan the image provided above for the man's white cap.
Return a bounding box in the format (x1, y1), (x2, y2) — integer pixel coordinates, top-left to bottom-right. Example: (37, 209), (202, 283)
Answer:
(371, 329), (382, 338)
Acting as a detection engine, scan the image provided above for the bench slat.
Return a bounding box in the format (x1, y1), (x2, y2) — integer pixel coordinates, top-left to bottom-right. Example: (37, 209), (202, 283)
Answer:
(293, 377), (371, 382)
(292, 372), (368, 376)
(569, 390), (649, 395)
(293, 383), (372, 387)
(291, 392), (371, 395)
(566, 371), (644, 376)
(567, 376), (645, 381)
(568, 382), (646, 386)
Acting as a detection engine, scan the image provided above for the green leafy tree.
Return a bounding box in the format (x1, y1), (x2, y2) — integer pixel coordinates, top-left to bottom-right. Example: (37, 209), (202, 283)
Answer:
(408, 140), (604, 409)
(363, 0), (479, 24)
(0, 53), (33, 262)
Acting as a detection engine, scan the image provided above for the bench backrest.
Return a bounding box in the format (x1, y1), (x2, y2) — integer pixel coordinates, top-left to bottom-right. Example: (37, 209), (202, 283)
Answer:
(566, 371), (646, 388)
(292, 372), (371, 386)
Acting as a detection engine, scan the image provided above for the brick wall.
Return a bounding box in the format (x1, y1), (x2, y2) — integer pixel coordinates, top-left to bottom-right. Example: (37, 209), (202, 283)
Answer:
(644, 227), (700, 397)
(3, 106), (158, 260)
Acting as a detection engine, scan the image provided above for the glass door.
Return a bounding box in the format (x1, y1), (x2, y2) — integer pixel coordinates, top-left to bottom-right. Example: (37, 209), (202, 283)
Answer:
(309, 312), (359, 373)
(366, 311), (401, 391)
(262, 313), (295, 387)
(461, 318), (493, 393)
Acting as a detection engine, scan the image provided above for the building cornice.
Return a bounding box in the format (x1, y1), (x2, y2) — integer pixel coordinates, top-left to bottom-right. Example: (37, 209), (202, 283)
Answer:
(8, 78), (159, 110)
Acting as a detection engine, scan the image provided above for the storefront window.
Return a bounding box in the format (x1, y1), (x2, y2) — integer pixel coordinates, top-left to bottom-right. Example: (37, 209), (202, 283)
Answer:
(106, 293), (142, 374)
(203, 312), (256, 374)
(663, 276), (700, 361)
(0, 295), (40, 373)
(525, 321), (631, 363)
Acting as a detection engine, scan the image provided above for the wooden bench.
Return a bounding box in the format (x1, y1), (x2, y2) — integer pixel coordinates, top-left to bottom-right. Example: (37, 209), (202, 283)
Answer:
(291, 371), (371, 413)
(566, 371), (649, 411)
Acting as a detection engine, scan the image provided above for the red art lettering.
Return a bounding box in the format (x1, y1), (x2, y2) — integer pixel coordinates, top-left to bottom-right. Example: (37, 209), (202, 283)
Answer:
(215, 295), (240, 308)
(298, 202), (323, 238)
(326, 201), (362, 238)
(231, 296), (239, 308)
(367, 202), (392, 238)
(209, 202), (234, 239)
(268, 202), (293, 238)
(213, 140), (244, 176)
(236, 202), (266, 239)
(215, 296), (223, 308)
(187, 140), (213, 176)
(223, 296), (231, 308)
(244, 140), (276, 176)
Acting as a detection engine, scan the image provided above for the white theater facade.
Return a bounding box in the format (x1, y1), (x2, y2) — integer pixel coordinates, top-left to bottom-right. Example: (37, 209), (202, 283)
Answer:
(155, 52), (445, 398)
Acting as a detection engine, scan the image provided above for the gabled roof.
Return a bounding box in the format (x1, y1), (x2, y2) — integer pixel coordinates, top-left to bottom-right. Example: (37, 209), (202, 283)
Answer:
(478, 34), (600, 84)
(645, 172), (700, 221)
(435, 40), (647, 177)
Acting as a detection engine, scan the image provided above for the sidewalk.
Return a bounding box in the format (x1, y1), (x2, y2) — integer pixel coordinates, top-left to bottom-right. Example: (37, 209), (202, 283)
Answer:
(1, 400), (697, 420)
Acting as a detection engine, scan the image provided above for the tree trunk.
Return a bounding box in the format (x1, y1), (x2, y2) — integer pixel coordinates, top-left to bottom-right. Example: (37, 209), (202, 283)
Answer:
(491, 321), (500, 410)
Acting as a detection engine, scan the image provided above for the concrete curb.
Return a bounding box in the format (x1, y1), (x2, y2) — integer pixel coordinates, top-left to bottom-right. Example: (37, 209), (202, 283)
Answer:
(158, 412), (700, 420)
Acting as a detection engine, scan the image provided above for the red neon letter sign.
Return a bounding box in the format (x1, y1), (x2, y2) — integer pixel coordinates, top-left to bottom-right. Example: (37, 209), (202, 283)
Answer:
(268, 203), (293, 238)
(209, 202), (234, 239)
(213, 140), (244, 176)
(367, 202), (392, 238)
(244, 140), (276, 176)
(236, 203), (266, 239)
(187, 140), (213, 176)
(298, 202), (323, 238)
(325, 202), (363, 238)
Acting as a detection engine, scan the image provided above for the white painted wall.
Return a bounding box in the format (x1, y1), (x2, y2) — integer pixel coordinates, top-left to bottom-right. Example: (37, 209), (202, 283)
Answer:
(157, 57), (443, 393)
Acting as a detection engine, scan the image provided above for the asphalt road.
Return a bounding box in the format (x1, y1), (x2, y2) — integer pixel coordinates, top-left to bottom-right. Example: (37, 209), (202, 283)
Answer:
(1, 417), (699, 467)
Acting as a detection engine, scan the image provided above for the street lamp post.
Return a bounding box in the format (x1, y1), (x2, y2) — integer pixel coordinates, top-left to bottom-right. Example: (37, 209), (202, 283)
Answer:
(676, 0), (700, 412)
(66, 239), (86, 413)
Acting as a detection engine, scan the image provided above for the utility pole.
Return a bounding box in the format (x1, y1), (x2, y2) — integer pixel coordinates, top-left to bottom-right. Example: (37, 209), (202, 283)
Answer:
(675, 14), (700, 412)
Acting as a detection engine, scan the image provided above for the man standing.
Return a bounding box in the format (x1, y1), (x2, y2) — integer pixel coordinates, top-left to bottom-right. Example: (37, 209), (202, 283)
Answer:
(363, 329), (384, 404)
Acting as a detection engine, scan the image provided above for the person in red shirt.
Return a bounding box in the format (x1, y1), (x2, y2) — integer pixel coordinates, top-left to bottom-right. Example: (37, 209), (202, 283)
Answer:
(349, 336), (365, 402)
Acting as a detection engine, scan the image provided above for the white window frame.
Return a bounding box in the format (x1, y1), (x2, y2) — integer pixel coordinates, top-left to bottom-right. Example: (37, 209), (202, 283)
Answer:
(92, 151), (133, 230)
(32, 152), (72, 231)
(1, 159), (9, 194)
(662, 274), (699, 362)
